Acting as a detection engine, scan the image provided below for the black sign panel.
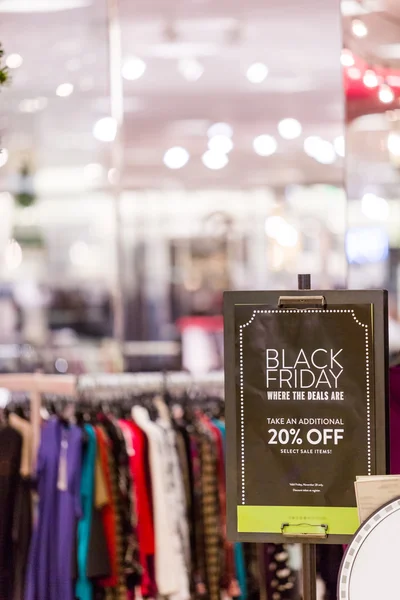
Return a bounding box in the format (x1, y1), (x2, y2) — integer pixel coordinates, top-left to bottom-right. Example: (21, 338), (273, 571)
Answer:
(224, 290), (388, 544)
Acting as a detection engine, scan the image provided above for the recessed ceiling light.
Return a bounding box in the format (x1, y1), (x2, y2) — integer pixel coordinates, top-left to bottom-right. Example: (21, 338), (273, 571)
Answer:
(341, 49), (355, 67)
(207, 122), (233, 138)
(246, 62), (269, 84)
(363, 69), (378, 88)
(0, 0), (91, 12)
(341, 0), (368, 17)
(122, 57), (146, 81)
(6, 53), (23, 69)
(378, 84), (395, 104)
(315, 141), (336, 164)
(387, 132), (400, 157)
(178, 58), (204, 82)
(334, 135), (345, 157)
(208, 135), (233, 154)
(0, 149), (9, 168)
(352, 18), (368, 38)
(278, 118), (302, 140)
(202, 150), (229, 170)
(93, 117), (117, 142)
(163, 147), (190, 169)
(253, 135), (277, 157)
(303, 137), (336, 163)
(56, 83), (74, 97)
(304, 136), (323, 157)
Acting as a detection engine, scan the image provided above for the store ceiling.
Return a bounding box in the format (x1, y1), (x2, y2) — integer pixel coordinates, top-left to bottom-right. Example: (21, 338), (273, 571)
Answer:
(0, 0), (398, 194)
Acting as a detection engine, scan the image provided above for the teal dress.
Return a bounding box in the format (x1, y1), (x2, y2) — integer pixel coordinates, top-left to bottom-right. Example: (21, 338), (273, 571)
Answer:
(76, 424), (96, 600)
(212, 419), (247, 600)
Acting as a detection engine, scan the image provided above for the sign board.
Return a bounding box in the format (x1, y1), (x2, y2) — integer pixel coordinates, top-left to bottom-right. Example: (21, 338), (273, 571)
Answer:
(338, 496), (400, 599)
(224, 290), (388, 544)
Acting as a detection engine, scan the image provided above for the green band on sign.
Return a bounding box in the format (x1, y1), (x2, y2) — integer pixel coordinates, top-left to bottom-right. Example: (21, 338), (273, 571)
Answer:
(237, 506), (359, 535)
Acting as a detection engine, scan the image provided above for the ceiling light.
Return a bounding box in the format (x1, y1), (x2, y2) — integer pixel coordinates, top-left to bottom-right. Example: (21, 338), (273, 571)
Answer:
(304, 136), (323, 157)
(341, 0), (370, 17)
(253, 134), (277, 157)
(84, 163), (104, 181)
(6, 53), (23, 69)
(208, 135), (233, 154)
(93, 117), (117, 142)
(163, 146), (190, 169)
(278, 118), (302, 140)
(313, 140), (336, 164)
(341, 49), (355, 67)
(246, 62), (269, 84)
(0, 149), (8, 168)
(352, 18), (368, 38)
(178, 58), (204, 82)
(363, 69), (378, 88)
(348, 67), (361, 80)
(387, 132), (400, 156)
(122, 57), (146, 81)
(361, 193), (389, 221)
(378, 84), (395, 104)
(334, 135), (345, 157)
(0, 0), (91, 12)
(304, 137), (336, 163)
(202, 150), (229, 170)
(56, 83), (74, 97)
(207, 122), (233, 138)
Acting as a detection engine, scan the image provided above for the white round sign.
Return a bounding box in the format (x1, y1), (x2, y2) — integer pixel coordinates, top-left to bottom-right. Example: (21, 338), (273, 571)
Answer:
(338, 497), (400, 599)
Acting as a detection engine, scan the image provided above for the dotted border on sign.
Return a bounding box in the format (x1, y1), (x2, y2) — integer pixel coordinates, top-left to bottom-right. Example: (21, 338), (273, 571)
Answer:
(238, 308), (371, 505)
(338, 498), (400, 599)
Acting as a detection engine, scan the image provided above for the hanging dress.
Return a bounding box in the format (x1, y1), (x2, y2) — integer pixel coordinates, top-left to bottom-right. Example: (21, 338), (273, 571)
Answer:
(76, 424), (96, 600)
(0, 425), (22, 600)
(25, 418), (82, 600)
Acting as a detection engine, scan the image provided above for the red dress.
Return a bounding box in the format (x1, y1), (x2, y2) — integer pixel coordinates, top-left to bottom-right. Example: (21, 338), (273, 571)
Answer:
(120, 420), (157, 598)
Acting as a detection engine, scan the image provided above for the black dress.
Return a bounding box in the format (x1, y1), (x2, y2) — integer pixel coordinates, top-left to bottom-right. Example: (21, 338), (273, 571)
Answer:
(0, 426), (22, 600)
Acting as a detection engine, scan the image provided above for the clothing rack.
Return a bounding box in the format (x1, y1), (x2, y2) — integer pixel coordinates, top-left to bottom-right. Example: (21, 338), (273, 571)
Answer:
(78, 370), (224, 393)
(0, 373), (76, 466)
(0, 370), (224, 461)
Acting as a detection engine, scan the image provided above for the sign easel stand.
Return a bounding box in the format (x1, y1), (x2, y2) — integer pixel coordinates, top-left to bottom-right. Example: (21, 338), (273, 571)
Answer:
(224, 276), (389, 600)
(298, 274), (317, 600)
(278, 273), (321, 598)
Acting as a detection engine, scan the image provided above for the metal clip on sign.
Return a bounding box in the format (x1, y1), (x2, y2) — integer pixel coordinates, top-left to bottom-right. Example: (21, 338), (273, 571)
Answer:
(281, 522), (328, 539)
(278, 295), (326, 308)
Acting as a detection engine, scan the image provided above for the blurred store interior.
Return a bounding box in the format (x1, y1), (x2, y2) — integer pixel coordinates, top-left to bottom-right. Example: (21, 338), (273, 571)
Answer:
(0, 0), (400, 373)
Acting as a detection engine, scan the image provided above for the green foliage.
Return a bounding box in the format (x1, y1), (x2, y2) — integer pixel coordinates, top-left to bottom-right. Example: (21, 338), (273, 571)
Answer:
(0, 43), (9, 87)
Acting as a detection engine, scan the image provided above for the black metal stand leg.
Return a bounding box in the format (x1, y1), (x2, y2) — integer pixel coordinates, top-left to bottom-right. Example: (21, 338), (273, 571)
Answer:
(302, 543), (317, 600)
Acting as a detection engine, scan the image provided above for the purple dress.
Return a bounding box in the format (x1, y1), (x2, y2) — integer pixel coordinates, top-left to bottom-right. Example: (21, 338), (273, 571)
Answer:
(25, 418), (82, 600)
